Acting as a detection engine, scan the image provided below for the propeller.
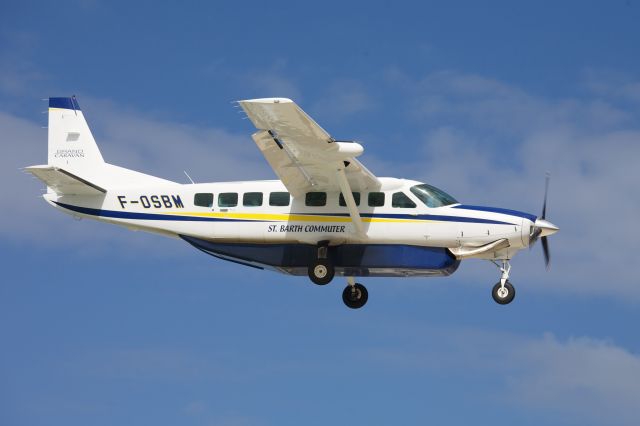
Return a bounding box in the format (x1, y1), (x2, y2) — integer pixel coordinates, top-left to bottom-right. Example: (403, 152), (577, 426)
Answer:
(541, 173), (550, 267)
(541, 234), (550, 269)
(529, 173), (559, 269)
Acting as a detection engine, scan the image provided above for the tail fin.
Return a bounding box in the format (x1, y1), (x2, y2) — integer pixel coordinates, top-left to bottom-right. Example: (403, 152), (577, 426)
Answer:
(48, 96), (104, 173)
(27, 96), (177, 194)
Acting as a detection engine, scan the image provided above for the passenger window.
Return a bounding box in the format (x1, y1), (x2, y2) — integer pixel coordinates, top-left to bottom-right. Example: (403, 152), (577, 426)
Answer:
(305, 192), (327, 206)
(243, 192), (263, 207)
(339, 192), (360, 207)
(194, 193), (213, 208)
(368, 192), (385, 207)
(269, 192), (290, 206)
(218, 192), (238, 207)
(392, 192), (416, 208)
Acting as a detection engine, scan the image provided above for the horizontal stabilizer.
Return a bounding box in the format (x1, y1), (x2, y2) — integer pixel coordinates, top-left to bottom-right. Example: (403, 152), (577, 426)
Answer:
(25, 165), (106, 195)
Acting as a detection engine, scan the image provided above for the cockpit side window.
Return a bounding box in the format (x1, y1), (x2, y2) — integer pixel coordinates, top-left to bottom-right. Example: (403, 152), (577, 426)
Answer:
(410, 184), (458, 208)
(392, 192), (416, 208)
(368, 192), (385, 207)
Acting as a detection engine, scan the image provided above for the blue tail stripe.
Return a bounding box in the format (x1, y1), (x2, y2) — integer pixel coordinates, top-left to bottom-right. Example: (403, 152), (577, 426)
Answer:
(49, 97), (81, 111)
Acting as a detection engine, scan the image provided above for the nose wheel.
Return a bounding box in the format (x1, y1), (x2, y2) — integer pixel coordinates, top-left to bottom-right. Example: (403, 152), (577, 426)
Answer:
(492, 281), (515, 304)
(490, 259), (516, 305)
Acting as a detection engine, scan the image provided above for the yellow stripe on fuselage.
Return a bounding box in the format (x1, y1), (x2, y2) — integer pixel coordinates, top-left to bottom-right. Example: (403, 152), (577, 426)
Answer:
(168, 211), (433, 224)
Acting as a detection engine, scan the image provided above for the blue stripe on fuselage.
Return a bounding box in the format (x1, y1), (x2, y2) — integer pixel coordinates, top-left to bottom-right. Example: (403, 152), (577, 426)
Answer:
(296, 212), (514, 225)
(452, 204), (537, 222)
(53, 201), (243, 222)
(53, 201), (517, 225)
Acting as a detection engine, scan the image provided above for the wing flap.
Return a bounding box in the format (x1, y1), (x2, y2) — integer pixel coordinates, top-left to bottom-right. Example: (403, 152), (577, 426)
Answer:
(25, 165), (106, 195)
(251, 130), (312, 197)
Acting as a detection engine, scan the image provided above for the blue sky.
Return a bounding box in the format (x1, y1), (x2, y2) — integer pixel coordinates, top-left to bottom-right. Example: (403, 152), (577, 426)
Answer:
(2, 1), (640, 425)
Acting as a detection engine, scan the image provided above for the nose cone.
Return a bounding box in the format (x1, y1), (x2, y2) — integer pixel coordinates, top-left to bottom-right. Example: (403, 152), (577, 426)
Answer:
(534, 218), (559, 237)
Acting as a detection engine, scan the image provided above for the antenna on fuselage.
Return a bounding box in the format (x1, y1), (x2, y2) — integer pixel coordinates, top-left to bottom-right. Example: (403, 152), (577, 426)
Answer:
(183, 170), (195, 184)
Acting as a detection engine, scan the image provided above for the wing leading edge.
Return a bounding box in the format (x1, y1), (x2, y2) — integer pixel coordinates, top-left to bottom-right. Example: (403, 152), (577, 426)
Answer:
(238, 98), (380, 198)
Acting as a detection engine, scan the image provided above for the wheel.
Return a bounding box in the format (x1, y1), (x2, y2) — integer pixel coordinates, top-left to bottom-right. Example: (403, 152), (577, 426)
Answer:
(342, 283), (368, 309)
(492, 281), (516, 305)
(308, 259), (334, 285)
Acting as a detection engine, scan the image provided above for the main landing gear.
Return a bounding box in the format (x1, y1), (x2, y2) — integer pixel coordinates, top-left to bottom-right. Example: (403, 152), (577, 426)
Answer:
(490, 259), (516, 305)
(308, 241), (335, 285)
(342, 277), (368, 309)
(307, 242), (368, 308)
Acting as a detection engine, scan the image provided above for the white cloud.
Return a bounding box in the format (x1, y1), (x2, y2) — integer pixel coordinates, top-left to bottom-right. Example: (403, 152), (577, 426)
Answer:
(508, 334), (640, 426)
(365, 326), (640, 426)
(582, 68), (640, 103)
(241, 60), (302, 101)
(310, 79), (375, 122)
(409, 70), (633, 137)
(82, 96), (272, 183)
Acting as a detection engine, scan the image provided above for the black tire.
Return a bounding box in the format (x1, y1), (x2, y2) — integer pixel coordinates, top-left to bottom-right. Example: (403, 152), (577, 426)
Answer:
(308, 259), (334, 285)
(492, 281), (516, 305)
(342, 283), (368, 309)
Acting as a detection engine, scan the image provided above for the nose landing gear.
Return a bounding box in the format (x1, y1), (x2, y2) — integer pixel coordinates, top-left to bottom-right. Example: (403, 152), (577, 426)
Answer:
(490, 260), (516, 305)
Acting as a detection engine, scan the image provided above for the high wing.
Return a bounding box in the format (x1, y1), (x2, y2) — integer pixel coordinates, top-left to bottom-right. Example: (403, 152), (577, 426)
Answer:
(238, 98), (380, 198)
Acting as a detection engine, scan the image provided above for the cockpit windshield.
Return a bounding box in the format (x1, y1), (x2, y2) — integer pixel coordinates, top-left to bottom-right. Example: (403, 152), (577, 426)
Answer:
(410, 184), (458, 208)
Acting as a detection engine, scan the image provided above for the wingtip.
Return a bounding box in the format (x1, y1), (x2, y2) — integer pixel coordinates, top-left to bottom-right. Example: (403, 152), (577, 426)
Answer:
(237, 97), (293, 104)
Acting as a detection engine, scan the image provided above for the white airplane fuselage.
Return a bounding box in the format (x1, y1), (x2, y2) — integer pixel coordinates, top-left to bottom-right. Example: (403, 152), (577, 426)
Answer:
(45, 176), (536, 277)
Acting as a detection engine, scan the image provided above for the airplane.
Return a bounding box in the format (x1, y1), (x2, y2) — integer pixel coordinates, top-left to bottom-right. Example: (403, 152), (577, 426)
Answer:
(26, 96), (559, 309)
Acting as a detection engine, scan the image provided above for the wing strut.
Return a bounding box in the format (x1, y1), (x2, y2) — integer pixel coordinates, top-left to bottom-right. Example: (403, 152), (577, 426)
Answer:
(335, 165), (364, 236)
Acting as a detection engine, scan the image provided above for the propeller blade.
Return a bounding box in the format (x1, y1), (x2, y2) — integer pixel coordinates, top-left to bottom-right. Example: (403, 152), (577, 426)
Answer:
(541, 236), (550, 269)
(542, 172), (550, 219)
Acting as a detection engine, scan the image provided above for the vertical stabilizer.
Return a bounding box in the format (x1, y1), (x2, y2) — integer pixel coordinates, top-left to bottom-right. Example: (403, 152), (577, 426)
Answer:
(48, 96), (104, 173)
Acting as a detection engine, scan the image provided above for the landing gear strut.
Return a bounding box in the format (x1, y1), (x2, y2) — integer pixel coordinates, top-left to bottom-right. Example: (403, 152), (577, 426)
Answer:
(490, 260), (516, 305)
(308, 241), (334, 285)
(342, 277), (368, 309)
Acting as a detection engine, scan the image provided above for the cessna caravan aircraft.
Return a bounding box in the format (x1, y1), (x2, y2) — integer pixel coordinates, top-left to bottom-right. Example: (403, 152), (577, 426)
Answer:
(26, 96), (558, 309)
